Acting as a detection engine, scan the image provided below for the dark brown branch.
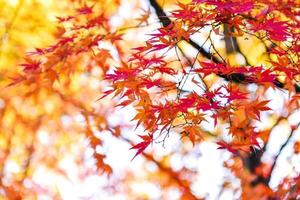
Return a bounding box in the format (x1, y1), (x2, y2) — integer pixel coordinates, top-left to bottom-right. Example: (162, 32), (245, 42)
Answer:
(149, 0), (220, 64)
(223, 24), (250, 66)
(148, 0), (171, 27)
(148, 0), (300, 93)
(224, 24), (237, 54)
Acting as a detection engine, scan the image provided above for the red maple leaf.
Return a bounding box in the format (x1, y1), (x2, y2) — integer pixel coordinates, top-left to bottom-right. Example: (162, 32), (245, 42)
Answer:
(130, 134), (153, 160)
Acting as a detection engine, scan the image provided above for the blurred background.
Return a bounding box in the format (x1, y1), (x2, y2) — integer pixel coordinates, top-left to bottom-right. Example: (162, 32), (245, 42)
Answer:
(0, 0), (300, 199)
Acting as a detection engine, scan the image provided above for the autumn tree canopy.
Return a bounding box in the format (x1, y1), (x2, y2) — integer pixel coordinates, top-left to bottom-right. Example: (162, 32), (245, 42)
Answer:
(1, 0), (300, 199)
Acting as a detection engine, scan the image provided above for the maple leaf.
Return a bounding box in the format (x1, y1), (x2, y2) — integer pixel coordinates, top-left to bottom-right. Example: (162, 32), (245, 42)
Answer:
(289, 94), (300, 108)
(195, 62), (233, 78)
(115, 99), (133, 107)
(212, 107), (232, 127)
(94, 153), (113, 175)
(183, 125), (203, 146)
(216, 141), (239, 154)
(294, 141), (300, 154)
(136, 8), (151, 25)
(156, 66), (176, 75)
(201, 0), (254, 15)
(87, 14), (108, 28)
(271, 56), (297, 80)
(56, 16), (74, 23)
(171, 2), (200, 22)
(131, 108), (152, 130)
(269, 47), (287, 56)
(7, 74), (26, 87)
(105, 32), (123, 44)
(245, 100), (272, 121)
(76, 3), (94, 15)
(196, 97), (220, 111)
(257, 129), (271, 143)
(255, 69), (277, 86)
(217, 140), (254, 154)
(224, 84), (248, 102)
(204, 87), (222, 100)
(140, 78), (162, 89)
(26, 48), (45, 56)
(105, 64), (140, 82)
(98, 89), (115, 100)
(185, 112), (207, 124)
(250, 19), (291, 41)
(130, 134), (153, 160)
(249, 130), (261, 147)
(177, 94), (197, 112)
(55, 36), (75, 47)
(19, 58), (41, 73)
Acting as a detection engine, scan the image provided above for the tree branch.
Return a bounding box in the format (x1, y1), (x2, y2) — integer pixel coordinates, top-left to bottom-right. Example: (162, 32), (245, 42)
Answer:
(223, 24), (237, 55)
(223, 24), (250, 65)
(148, 0), (300, 93)
(266, 122), (300, 184)
(149, 0), (220, 64)
(247, 116), (285, 174)
(250, 121), (300, 186)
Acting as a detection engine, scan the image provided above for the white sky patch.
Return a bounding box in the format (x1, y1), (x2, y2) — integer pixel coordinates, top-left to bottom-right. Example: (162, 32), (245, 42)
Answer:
(192, 142), (228, 199)
(131, 181), (161, 199)
(269, 128), (300, 189)
(37, 130), (50, 145)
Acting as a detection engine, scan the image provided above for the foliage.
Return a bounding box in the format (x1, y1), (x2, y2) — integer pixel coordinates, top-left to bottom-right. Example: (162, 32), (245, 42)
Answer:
(1, 0), (300, 199)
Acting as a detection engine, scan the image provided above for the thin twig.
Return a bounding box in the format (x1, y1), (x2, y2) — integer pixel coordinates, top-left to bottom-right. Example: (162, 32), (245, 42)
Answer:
(266, 121), (300, 184)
